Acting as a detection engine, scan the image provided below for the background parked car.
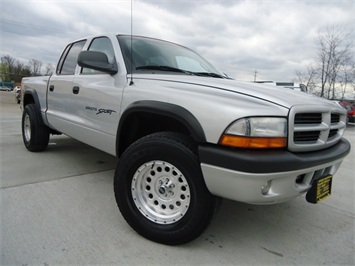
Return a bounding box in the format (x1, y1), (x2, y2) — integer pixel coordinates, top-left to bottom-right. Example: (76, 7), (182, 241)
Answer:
(341, 102), (355, 123)
(0, 86), (12, 91)
(335, 101), (355, 123)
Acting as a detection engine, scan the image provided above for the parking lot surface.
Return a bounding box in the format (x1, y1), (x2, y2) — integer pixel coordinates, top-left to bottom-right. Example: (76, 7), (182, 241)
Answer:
(1, 91), (354, 265)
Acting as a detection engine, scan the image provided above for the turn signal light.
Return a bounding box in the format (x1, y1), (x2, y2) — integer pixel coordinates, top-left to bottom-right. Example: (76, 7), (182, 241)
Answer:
(220, 135), (287, 149)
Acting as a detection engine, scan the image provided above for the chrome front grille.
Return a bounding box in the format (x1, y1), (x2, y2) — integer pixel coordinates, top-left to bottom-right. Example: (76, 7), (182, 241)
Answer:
(288, 105), (347, 152)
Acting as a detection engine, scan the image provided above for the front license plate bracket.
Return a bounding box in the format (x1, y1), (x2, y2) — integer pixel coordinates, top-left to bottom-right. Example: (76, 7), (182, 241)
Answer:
(306, 175), (333, 204)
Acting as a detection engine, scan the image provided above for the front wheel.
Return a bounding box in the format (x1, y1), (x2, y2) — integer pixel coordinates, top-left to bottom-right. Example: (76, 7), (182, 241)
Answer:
(114, 132), (216, 245)
(22, 104), (50, 151)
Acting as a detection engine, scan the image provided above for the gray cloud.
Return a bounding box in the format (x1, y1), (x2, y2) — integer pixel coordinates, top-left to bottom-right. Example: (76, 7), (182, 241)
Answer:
(1, 0), (353, 81)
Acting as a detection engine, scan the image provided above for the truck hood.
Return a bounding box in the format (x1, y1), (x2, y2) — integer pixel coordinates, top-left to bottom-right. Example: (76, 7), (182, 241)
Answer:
(132, 74), (334, 109)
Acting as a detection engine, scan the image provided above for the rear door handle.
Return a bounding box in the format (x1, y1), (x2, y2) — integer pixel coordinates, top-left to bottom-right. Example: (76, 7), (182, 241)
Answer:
(73, 86), (80, 94)
(49, 85), (54, 92)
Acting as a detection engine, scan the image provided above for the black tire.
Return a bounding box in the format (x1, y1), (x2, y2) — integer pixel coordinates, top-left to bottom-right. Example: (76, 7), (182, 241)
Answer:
(22, 104), (50, 151)
(114, 132), (216, 245)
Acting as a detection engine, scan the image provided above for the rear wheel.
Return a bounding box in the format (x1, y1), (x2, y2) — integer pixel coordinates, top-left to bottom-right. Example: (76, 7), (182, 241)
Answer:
(22, 104), (50, 151)
(114, 132), (216, 245)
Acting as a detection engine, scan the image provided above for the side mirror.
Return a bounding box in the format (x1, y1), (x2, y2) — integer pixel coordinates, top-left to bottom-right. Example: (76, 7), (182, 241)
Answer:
(78, 51), (118, 74)
(300, 84), (308, 93)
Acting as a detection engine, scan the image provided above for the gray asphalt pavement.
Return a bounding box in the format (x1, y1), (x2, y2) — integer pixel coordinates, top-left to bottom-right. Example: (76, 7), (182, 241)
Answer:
(1, 91), (354, 265)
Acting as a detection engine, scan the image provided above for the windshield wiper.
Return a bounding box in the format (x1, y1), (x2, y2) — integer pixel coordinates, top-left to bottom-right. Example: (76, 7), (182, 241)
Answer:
(193, 72), (226, 79)
(135, 65), (226, 79)
(136, 65), (193, 75)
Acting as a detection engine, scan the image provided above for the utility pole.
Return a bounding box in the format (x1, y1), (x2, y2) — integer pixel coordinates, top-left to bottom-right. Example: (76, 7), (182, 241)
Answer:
(253, 70), (258, 82)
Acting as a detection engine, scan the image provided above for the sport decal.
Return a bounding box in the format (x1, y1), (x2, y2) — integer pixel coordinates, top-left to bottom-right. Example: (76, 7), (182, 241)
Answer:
(85, 106), (117, 115)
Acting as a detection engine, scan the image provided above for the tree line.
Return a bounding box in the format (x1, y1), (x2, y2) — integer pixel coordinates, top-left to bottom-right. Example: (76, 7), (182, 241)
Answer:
(0, 55), (54, 83)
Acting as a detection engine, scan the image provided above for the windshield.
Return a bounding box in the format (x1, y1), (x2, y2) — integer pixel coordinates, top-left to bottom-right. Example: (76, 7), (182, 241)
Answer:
(117, 35), (225, 77)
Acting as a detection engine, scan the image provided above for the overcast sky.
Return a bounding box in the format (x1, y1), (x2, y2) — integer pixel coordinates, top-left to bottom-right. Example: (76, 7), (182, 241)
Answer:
(1, 0), (354, 81)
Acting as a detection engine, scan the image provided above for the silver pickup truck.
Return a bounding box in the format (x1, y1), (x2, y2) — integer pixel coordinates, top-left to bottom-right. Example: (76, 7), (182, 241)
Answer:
(21, 34), (351, 245)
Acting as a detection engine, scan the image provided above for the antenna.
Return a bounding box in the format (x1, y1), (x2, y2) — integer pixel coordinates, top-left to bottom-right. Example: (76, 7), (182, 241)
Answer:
(129, 0), (134, 85)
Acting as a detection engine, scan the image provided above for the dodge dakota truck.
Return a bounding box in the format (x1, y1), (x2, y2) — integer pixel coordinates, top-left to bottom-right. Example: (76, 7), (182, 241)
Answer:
(21, 34), (351, 245)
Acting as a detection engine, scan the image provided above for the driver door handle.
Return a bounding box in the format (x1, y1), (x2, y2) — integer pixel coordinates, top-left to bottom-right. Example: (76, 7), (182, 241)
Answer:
(73, 86), (80, 94)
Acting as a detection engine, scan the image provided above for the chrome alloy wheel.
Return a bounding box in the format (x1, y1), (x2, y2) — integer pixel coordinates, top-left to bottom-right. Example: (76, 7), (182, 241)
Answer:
(131, 160), (191, 224)
(23, 113), (31, 142)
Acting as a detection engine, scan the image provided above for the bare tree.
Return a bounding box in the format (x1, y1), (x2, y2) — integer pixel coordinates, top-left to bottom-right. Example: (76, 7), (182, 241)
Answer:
(315, 25), (352, 99)
(338, 62), (355, 100)
(1, 55), (16, 71)
(295, 25), (353, 99)
(294, 65), (317, 94)
(29, 59), (43, 76)
(13, 61), (29, 81)
(44, 63), (54, 76)
(19, 64), (31, 79)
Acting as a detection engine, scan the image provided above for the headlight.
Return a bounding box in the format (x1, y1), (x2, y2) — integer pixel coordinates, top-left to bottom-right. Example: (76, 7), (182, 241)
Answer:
(219, 117), (287, 149)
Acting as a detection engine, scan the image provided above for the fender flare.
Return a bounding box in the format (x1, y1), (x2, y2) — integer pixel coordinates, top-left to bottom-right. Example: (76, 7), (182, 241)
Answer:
(116, 100), (206, 155)
(23, 89), (41, 109)
(22, 89), (50, 127)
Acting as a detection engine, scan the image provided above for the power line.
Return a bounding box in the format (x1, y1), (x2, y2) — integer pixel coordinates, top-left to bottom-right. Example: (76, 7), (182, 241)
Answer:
(0, 18), (70, 35)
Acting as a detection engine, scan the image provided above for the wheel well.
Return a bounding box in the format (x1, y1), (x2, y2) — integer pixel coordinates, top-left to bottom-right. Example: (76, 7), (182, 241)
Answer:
(117, 111), (203, 157)
(23, 93), (35, 106)
(116, 101), (206, 157)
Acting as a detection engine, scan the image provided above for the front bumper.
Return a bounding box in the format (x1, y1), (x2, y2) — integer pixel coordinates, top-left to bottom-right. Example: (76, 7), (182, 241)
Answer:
(198, 138), (351, 204)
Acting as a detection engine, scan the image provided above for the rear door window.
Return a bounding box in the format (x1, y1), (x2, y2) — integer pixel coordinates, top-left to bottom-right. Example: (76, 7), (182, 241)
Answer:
(59, 40), (86, 75)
